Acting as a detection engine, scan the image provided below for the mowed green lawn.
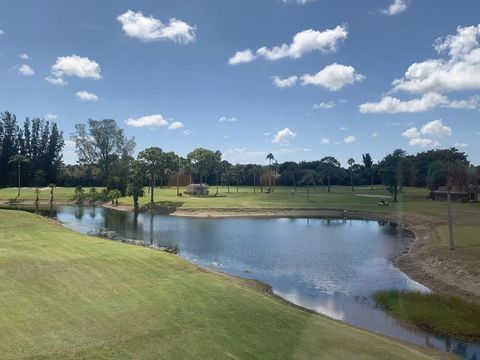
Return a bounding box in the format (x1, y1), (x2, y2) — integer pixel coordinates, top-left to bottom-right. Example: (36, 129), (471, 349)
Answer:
(0, 210), (446, 360)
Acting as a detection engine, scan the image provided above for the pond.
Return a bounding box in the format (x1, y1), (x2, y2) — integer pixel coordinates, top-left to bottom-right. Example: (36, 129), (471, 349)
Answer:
(7, 205), (480, 359)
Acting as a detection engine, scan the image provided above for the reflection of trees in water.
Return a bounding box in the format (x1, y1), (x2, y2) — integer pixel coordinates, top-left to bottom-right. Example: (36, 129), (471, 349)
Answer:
(74, 206), (84, 219)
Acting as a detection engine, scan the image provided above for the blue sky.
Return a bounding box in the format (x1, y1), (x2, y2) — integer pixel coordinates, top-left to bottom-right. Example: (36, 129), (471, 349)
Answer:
(1, 0), (479, 166)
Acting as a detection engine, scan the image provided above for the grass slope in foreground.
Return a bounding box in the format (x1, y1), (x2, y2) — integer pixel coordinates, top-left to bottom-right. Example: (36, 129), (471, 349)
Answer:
(374, 290), (480, 342)
(0, 210), (447, 360)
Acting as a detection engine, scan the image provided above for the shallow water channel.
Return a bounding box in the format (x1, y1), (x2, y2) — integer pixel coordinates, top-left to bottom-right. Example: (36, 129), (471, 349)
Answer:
(10, 205), (480, 358)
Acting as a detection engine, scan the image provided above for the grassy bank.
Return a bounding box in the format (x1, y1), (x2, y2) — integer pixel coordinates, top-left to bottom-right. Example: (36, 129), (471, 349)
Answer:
(374, 290), (480, 342)
(0, 209), (444, 359)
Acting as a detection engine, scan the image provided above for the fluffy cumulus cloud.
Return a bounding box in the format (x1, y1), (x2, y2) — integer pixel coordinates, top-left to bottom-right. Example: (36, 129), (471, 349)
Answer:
(392, 24), (480, 94)
(271, 128), (297, 144)
(229, 25), (347, 64)
(219, 116), (238, 122)
(46, 55), (101, 85)
(228, 49), (255, 65)
(301, 63), (365, 91)
(382, 0), (407, 16)
(359, 92), (480, 113)
(454, 142), (468, 148)
(401, 119), (451, 147)
(168, 121), (184, 130)
(125, 114), (168, 127)
(18, 64), (34, 76)
(18, 53), (29, 59)
(117, 10), (195, 44)
(0, 29), (4, 36)
(343, 135), (356, 143)
(272, 75), (298, 88)
(75, 90), (99, 102)
(320, 137), (330, 144)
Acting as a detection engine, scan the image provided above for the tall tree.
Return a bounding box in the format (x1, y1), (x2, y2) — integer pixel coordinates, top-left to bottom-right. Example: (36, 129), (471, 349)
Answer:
(127, 160), (146, 211)
(0, 112), (19, 187)
(8, 154), (28, 200)
(347, 158), (355, 192)
(319, 156), (341, 193)
(138, 147), (167, 204)
(362, 153), (374, 190)
(71, 119), (135, 189)
(266, 153), (274, 191)
(378, 149), (411, 202)
(187, 148), (222, 187)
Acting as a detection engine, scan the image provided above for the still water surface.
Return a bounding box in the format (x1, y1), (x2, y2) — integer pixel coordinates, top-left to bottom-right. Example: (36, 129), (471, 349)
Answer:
(15, 205), (480, 358)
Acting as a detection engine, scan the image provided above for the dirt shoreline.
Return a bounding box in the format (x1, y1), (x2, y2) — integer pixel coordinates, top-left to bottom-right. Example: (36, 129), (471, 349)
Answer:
(102, 204), (480, 303)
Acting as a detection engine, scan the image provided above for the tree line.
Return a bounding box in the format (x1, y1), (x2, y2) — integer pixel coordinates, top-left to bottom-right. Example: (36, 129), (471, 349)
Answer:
(0, 111), (64, 188)
(2, 113), (479, 205)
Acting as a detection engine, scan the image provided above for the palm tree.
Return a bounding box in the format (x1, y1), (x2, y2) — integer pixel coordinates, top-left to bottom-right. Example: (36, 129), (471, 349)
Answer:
(8, 154), (28, 201)
(347, 158), (355, 192)
(266, 153), (274, 192)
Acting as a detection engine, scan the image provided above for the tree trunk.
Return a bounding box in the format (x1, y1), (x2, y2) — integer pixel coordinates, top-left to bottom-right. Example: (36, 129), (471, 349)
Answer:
(327, 175), (331, 193)
(350, 170), (354, 192)
(216, 172), (219, 196)
(176, 172), (179, 196)
(16, 162), (21, 200)
(236, 177), (239, 192)
(253, 174), (256, 193)
(307, 184), (310, 200)
(447, 191), (455, 250)
(150, 176), (154, 204)
(393, 186), (398, 202)
(371, 170), (374, 191)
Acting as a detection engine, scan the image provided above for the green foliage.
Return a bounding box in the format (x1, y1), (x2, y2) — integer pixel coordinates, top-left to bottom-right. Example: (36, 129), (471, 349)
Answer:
(187, 148), (222, 184)
(71, 118), (135, 187)
(374, 290), (480, 342)
(73, 186), (86, 203)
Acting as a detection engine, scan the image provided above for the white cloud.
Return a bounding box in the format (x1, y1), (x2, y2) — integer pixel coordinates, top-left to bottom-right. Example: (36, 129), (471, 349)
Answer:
(409, 138), (439, 147)
(0, 29), (4, 36)
(382, 0), (407, 16)
(320, 137), (330, 144)
(371, 132), (378, 138)
(271, 128), (297, 144)
(228, 49), (255, 65)
(343, 135), (356, 143)
(301, 63), (365, 91)
(392, 24), (480, 94)
(340, 126), (347, 131)
(117, 10), (195, 44)
(18, 53), (29, 60)
(219, 116), (238, 122)
(453, 142), (468, 148)
(272, 75), (298, 88)
(45, 112), (58, 120)
(18, 64), (34, 76)
(401, 127), (420, 138)
(168, 121), (184, 130)
(230, 25), (347, 63)
(47, 55), (101, 85)
(45, 76), (68, 86)
(75, 90), (99, 102)
(420, 119), (452, 137)
(359, 92), (480, 113)
(313, 101), (336, 109)
(125, 114), (169, 128)
(282, 0), (316, 4)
